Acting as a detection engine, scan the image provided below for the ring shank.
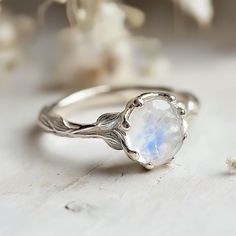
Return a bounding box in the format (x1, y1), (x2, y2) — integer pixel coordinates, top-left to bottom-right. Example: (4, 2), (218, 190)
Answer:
(39, 85), (199, 138)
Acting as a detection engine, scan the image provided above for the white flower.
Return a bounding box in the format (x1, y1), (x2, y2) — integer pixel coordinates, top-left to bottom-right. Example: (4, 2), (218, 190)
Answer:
(173, 0), (214, 25)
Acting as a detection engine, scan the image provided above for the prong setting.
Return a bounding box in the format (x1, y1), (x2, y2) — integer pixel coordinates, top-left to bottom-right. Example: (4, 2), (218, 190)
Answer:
(178, 107), (186, 116)
(126, 149), (140, 161)
(142, 162), (154, 170)
(183, 133), (187, 141)
(133, 97), (144, 107)
(120, 91), (187, 170)
(169, 95), (177, 102)
(121, 119), (130, 130)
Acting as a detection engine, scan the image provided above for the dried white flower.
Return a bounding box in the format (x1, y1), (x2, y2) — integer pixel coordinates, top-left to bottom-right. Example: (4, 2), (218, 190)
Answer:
(44, 1), (167, 88)
(173, 0), (214, 25)
(226, 158), (236, 174)
(0, 8), (34, 80)
(38, 0), (59, 25)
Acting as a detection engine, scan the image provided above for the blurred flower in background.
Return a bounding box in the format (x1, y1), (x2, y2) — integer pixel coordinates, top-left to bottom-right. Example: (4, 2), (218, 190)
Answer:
(0, 0), (216, 88)
(0, 0), (34, 81)
(174, 0), (213, 26)
(39, 0), (169, 89)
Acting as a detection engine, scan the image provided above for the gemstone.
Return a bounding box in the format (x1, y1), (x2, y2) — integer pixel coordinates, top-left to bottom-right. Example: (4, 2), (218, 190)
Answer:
(125, 98), (184, 166)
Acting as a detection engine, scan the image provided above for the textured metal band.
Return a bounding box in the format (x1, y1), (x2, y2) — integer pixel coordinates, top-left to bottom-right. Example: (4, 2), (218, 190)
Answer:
(38, 85), (199, 151)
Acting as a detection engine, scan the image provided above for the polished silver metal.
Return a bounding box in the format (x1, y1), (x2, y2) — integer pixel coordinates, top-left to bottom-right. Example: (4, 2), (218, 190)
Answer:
(38, 85), (199, 169)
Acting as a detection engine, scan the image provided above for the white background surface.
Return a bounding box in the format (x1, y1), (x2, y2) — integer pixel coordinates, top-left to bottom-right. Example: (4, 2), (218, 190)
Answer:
(1, 1), (236, 235)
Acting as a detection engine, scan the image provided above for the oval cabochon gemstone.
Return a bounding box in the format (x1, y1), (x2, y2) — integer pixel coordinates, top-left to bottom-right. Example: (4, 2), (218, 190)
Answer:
(125, 98), (184, 166)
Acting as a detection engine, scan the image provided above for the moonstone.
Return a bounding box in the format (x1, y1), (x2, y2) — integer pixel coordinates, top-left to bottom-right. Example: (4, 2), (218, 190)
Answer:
(125, 98), (184, 166)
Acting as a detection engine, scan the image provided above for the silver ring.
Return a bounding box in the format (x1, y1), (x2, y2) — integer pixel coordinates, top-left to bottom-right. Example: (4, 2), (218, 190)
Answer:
(38, 85), (199, 170)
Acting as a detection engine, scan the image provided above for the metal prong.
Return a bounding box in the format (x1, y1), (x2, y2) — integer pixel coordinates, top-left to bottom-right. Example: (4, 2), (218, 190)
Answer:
(169, 95), (176, 102)
(183, 133), (187, 141)
(122, 119), (130, 130)
(142, 162), (154, 170)
(127, 150), (139, 161)
(133, 97), (144, 107)
(161, 93), (176, 103)
(178, 107), (186, 116)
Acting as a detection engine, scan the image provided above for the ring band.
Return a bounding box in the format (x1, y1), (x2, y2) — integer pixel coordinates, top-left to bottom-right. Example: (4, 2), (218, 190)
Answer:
(38, 85), (199, 170)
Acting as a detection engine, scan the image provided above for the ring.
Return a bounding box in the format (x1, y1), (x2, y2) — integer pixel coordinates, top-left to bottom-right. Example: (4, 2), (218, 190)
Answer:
(38, 85), (199, 170)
